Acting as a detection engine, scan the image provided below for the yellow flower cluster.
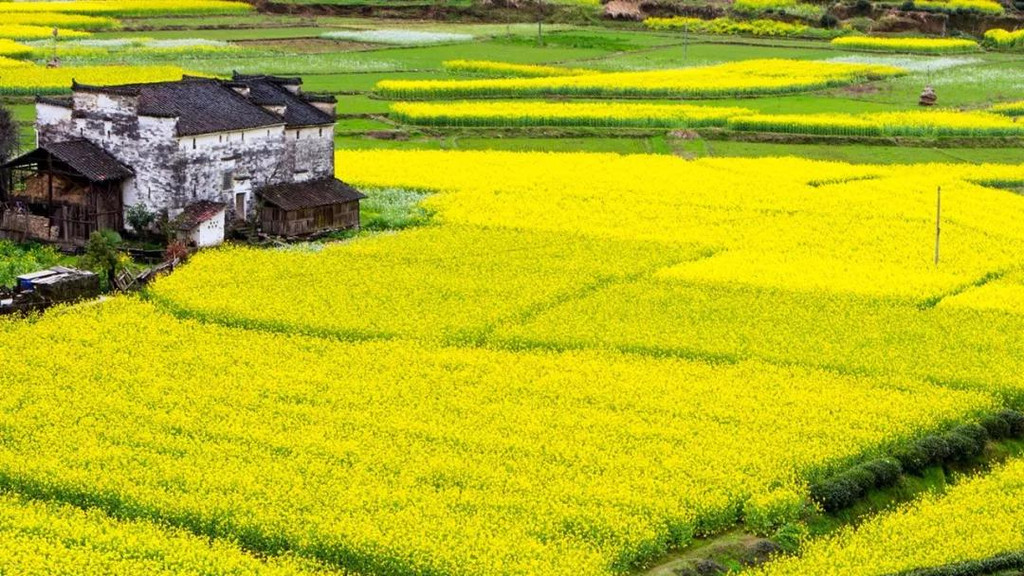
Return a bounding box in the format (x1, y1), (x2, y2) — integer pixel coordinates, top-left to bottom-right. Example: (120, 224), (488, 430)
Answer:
(150, 151), (1024, 403)
(644, 16), (809, 36)
(0, 0), (252, 17)
(0, 56), (33, 68)
(327, 151), (1024, 302)
(0, 12), (118, 31)
(374, 59), (904, 99)
(939, 268), (1024, 315)
(0, 297), (994, 576)
(389, 100), (754, 129)
(984, 28), (1024, 49)
(0, 493), (334, 575)
(912, 0), (1003, 14)
(153, 225), (711, 342)
(991, 100), (1024, 117)
(731, 0), (797, 12)
(0, 39), (32, 59)
(0, 65), (195, 94)
(0, 25), (91, 41)
(831, 35), (980, 53)
(747, 457), (1024, 576)
(443, 59), (596, 77)
(727, 109), (1024, 137)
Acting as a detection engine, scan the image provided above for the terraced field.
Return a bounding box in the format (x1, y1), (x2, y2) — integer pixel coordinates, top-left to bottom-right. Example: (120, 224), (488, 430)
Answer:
(1, 0), (1024, 574)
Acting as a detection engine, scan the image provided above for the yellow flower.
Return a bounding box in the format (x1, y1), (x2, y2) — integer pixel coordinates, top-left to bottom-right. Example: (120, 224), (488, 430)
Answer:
(831, 35), (980, 53)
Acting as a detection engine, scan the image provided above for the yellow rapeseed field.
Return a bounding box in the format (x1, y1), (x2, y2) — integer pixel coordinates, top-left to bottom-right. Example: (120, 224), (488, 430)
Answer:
(0, 66), (198, 94)
(747, 457), (1024, 575)
(389, 100), (754, 128)
(329, 151), (1024, 301)
(727, 109), (1024, 137)
(0, 297), (994, 576)
(0, 25), (91, 41)
(0, 493), (336, 575)
(0, 39), (33, 59)
(375, 59), (904, 99)
(912, 0), (1003, 13)
(831, 36), (980, 53)
(0, 13), (118, 31)
(984, 28), (1024, 49)
(644, 17), (809, 36)
(442, 59), (597, 77)
(151, 151), (1024, 403)
(992, 100), (1024, 116)
(152, 225), (710, 342)
(0, 1), (252, 17)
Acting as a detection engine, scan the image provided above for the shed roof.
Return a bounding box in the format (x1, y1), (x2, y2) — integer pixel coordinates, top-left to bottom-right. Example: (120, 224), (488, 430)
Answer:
(176, 200), (226, 231)
(3, 140), (133, 183)
(258, 178), (365, 211)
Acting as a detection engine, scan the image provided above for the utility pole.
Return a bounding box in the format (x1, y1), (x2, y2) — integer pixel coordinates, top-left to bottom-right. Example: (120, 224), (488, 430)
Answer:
(934, 186), (941, 266)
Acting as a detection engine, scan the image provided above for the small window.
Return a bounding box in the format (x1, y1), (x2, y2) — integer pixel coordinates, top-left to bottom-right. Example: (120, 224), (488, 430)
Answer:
(219, 135), (223, 143)
(295, 130), (300, 141)
(319, 128), (323, 137)
(241, 132), (245, 142)
(222, 171), (233, 191)
(192, 138), (197, 150)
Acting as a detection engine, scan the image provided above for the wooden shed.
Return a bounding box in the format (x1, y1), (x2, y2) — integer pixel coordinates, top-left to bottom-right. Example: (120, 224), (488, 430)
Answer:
(1, 140), (133, 245)
(258, 178), (365, 236)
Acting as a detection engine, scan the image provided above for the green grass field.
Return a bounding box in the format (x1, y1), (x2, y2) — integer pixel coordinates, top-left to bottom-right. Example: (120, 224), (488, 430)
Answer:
(7, 12), (1024, 164)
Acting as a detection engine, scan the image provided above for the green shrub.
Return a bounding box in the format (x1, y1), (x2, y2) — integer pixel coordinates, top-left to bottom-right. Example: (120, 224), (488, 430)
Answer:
(863, 458), (903, 487)
(0, 240), (65, 288)
(772, 522), (808, 554)
(743, 488), (806, 536)
(980, 412), (1012, 439)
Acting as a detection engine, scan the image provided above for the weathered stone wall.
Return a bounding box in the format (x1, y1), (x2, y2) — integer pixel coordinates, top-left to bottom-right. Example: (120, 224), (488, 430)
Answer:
(174, 126), (289, 220)
(286, 126), (335, 183)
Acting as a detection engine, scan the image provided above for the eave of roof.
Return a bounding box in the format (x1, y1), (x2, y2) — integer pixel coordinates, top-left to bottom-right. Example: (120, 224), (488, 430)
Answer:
(3, 139), (133, 183)
(257, 178), (365, 211)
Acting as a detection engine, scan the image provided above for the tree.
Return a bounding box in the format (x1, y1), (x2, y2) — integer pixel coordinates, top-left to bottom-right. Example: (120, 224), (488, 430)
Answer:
(0, 104), (18, 164)
(81, 228), (125, 289)
(125, 203), (156, 235)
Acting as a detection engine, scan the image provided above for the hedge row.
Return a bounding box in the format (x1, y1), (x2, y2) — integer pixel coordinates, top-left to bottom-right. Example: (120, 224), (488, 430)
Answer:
(887, 550), (1024, 576)
(810, 410), (1024, 513)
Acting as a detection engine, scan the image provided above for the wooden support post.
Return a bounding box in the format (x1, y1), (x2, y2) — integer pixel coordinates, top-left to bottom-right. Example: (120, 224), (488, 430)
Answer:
(934, 186), (941, 266)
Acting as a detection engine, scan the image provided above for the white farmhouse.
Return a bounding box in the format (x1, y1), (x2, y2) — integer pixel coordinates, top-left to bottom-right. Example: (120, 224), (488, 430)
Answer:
(1, 73), (364, 246)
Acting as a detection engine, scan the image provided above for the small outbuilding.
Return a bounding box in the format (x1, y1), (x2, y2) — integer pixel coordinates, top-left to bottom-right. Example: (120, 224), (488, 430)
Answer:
(1, 140), (133, 243)
(174, 200), (226, 248)
(258, 177), (365, 237)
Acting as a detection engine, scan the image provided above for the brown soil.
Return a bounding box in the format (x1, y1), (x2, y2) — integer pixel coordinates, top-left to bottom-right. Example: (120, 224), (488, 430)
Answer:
(841, 83), (882, 96)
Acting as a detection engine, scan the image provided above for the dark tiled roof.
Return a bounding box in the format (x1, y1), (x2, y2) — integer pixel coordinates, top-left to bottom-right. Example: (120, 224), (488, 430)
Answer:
(258, 178), (365, 211)
(36, 95), (72, 108)
(72, 78), (286, 136)
(234, 73), (301, 86)
(72, 75), (334, 135)
(176, 200), (226, 230)
(137, 79), (285, 136)
(4, 140), (133, 183)
(230, 73), (335, 128)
